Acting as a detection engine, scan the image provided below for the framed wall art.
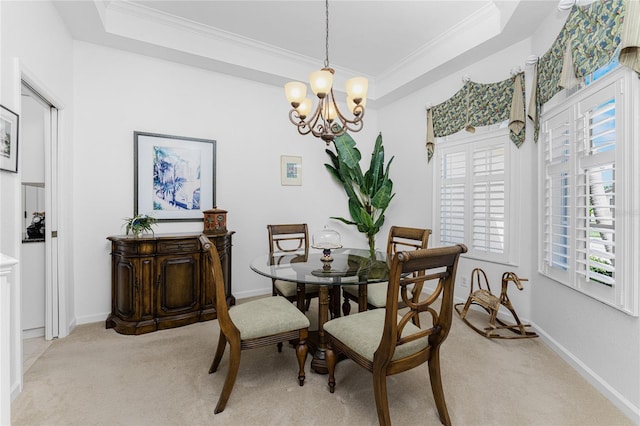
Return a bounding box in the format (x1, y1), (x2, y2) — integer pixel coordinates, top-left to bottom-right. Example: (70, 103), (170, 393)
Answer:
(134, 131), (216, 221)
(0, 105), (19, 173)
(280, 155), (302, 186)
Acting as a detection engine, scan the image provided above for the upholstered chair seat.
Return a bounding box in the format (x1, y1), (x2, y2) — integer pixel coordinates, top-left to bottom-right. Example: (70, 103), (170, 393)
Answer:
(229, 296), (310, 340)
(274, 280), (320, 299)
(323, 309), (428, 362)
(342, 281), (416, 309)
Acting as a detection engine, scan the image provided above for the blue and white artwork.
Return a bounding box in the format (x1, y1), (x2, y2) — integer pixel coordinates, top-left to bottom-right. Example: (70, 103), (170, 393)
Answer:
(153, 146), (201, 211)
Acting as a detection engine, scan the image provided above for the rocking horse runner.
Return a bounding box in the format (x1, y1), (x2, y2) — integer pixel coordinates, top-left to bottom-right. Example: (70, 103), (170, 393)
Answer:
(455, 268), (538, 339)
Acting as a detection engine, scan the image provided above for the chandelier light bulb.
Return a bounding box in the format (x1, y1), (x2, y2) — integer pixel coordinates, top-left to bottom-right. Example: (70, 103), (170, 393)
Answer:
(322, 101), (337, 121)
(285, 81), (307, 107)
(310, 69), (334, 98)
(346, 77), (368, 102)
(297, 98), (313, 119)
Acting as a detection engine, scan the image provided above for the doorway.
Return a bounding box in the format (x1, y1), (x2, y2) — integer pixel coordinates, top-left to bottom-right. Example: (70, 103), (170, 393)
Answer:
(19, 81), (60, 344)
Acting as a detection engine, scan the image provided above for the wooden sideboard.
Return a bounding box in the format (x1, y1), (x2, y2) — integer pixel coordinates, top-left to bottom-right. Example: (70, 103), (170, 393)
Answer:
(106, 231), (234, 335)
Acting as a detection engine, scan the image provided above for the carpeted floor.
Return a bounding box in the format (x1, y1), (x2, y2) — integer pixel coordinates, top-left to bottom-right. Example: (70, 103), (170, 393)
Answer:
(11, 299), (633, 426)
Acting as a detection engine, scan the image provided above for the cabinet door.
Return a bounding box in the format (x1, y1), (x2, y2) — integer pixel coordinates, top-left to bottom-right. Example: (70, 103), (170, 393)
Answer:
(112, 255), (155, 322)
(113, 256), (138, 321)
(156, 254), (199, 316)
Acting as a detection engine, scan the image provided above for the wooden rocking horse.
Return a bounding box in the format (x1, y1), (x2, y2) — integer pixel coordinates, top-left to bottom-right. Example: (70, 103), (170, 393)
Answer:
(455, 268), (537, 339)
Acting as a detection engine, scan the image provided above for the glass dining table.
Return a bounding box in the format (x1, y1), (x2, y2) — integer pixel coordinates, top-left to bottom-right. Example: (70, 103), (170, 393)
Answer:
(250, 248), (392, 374)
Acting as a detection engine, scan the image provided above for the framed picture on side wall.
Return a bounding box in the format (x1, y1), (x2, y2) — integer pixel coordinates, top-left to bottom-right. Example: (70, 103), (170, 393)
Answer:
(134, 131), (216, 221)
(0, 105), (19, 173)
(281, 155), (302, 186)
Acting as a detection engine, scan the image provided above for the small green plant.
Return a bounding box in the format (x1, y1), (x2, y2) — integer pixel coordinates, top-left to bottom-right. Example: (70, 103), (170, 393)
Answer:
(325, 132), (395, 257)
(123, 213), (157, 238)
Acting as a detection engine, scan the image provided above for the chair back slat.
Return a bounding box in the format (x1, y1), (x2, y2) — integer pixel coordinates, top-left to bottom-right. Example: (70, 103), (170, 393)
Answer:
(386, 226), (431, 256)
(268, 224), (309, 256)
(376, 244), (467, 364)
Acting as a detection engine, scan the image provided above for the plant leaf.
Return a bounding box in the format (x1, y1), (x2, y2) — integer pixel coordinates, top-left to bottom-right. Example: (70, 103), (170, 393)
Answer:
(330, 216), (357, 226)
(371, 180), (394, 209)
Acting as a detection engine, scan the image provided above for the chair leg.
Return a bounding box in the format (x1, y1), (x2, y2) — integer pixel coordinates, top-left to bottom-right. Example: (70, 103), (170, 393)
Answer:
(428, 348), (451, 426)
(209, 331), (227, 374)
(277, 342), (283, 352)
(372, 370), (391, 426)
(214, 341), (241, 414)
(326, 343), (336, 393)
(296, 338), (308, 386)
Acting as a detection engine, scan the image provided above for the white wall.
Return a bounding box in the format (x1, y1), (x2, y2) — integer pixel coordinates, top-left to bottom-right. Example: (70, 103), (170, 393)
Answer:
(378, 20), (640, 425)
(72, 41), (381, 323)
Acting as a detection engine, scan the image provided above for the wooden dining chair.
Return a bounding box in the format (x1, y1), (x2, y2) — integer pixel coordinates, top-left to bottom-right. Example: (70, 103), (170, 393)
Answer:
(342, 226), (431, 319)
(324, 244), (467, 426)
(200, 235), (310, 414)
(267, 223), (319, 311)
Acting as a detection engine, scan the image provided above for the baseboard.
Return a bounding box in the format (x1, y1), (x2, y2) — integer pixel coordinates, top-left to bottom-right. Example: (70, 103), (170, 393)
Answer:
(531, 321), (640, 424)
(22, 327), (44, 339)
(75, 312), (110, 325)
(233, 287), (271, 301)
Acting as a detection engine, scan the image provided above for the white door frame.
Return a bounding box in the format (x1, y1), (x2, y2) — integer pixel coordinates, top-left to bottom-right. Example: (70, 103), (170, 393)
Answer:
(20, 68), (67, 340)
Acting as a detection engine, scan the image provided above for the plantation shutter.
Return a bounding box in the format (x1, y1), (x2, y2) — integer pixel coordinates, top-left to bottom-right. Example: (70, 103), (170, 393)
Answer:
(439, 151), (466, 245)
(472, 145), (505, 253)
(542, 108), (573, 274)
(575, 87), (616, 286)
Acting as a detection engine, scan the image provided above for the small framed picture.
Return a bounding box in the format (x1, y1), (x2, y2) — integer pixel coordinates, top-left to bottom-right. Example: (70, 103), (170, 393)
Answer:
(134, 131), (216, 221)
(281, 155), (302, 186)
(0, 104), (20, 173)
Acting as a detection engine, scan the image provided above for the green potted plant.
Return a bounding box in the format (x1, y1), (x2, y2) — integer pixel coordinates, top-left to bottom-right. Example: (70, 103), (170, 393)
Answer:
(325, 132), (395, 257)
(123, 213), (158, 238)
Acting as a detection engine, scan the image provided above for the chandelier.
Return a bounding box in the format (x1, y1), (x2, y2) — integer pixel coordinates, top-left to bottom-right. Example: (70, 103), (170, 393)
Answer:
(284, 0), (368, 145)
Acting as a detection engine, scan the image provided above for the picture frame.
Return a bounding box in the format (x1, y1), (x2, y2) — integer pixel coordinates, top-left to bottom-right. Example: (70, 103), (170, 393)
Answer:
(280, 155), (302, 186)
(0, 104), (20, 173)
(134, 131), (216, 221)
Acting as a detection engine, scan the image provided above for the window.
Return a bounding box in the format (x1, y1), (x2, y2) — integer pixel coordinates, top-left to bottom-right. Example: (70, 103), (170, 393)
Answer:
(434, 128), (517, 264)
(539, 66), (639, 316)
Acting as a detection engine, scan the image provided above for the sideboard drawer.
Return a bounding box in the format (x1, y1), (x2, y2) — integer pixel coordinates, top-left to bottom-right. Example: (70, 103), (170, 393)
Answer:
(156, 239), (200, 254)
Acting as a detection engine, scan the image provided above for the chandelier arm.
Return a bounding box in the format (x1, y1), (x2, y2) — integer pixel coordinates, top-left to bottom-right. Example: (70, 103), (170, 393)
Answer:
(327, 89), (365, 133)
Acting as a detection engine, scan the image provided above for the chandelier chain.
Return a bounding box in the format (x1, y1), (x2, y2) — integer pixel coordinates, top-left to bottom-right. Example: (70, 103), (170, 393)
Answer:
(324, 0), (330, 68)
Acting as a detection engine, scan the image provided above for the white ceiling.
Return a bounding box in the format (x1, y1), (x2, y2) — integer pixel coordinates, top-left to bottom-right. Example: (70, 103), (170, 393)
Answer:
(53, 0), (560, 106)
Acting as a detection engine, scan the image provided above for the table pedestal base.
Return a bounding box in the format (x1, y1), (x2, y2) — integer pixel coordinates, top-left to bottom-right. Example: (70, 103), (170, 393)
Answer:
(309, 285), (343, 374)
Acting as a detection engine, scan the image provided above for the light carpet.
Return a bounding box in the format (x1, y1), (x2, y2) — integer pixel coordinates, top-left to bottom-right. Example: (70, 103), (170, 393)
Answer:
(11, 300), (633, 426)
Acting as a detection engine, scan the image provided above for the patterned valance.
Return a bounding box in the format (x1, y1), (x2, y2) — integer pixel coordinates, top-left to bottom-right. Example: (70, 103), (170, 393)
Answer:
(425, 73), (525, 162)
(528, 0), (639, 142)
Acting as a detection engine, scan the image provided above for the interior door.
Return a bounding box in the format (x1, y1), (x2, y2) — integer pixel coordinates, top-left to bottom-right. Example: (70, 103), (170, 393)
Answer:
(21, 81), (60, 340)
(44, 105), (59, 340)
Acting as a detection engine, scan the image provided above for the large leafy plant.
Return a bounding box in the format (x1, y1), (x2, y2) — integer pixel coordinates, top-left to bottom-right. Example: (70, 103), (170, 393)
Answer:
(325, 132), (395, 256)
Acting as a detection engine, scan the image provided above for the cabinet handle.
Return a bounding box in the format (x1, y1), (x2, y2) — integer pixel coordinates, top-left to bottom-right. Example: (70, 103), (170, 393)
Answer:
(134, 278), (138, 291)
